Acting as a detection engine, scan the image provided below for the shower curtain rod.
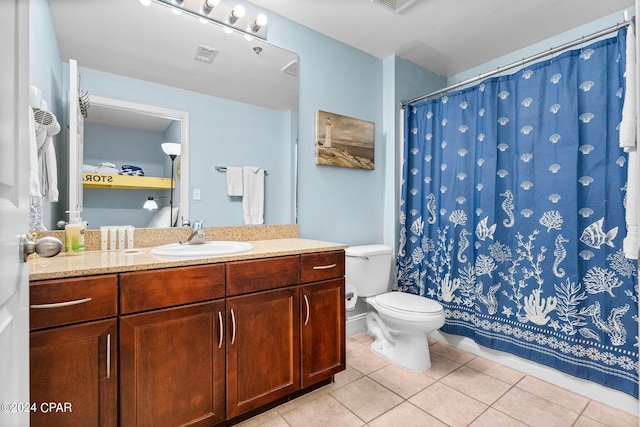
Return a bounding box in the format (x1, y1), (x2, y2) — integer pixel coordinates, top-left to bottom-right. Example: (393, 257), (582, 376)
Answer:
(402, 18), (634, 106)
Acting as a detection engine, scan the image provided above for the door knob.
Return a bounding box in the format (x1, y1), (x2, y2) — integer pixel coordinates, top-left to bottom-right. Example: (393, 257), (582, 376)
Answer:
(21, 234), (62, 262)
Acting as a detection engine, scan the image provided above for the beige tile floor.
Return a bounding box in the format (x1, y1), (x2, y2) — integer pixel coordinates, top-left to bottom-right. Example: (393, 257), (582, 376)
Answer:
(237, 334), (639, 427)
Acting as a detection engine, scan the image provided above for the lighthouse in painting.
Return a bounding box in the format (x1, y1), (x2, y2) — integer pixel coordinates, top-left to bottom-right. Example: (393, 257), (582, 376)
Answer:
(325, 116), (332, 148)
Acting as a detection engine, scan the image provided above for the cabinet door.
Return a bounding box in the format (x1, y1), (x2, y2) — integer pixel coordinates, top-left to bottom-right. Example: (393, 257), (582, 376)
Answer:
(301, 278), (346, 387)
(226, 288), (300, 418)
(119, 301), (225, 427)
(30, 319), (117, 427)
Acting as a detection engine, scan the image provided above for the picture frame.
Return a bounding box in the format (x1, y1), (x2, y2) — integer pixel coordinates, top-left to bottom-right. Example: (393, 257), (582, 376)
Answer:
(315, 110), (374, 170)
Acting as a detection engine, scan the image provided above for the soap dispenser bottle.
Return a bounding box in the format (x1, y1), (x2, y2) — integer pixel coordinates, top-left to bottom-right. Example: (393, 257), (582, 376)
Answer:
(64, 210), (85, 255)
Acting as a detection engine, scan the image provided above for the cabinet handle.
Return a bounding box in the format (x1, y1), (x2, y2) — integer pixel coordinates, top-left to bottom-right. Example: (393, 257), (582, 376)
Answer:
(217, 311), (224, 348)
(303, 295), (310, 326)
(106, 333), (111, 379)
(230, 309), (236, 345)
(312, 263), (337, 270)
(30, 297), (92, 309)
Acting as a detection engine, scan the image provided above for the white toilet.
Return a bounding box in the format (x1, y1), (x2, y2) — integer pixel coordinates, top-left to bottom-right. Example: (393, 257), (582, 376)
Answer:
(345, 244), (445, 371)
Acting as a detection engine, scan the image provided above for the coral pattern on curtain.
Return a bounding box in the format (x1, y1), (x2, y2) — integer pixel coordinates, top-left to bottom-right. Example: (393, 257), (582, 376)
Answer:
(398, 29), (638, 397)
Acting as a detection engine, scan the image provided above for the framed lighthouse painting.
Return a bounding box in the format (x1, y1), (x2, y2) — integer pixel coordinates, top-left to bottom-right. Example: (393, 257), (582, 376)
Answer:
(315, 110), (375, 170)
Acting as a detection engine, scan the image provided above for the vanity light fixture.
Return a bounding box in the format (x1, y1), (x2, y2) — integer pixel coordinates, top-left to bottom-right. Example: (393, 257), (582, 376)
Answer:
(161, 142), (181, 227)
(149, 0), (268, 40)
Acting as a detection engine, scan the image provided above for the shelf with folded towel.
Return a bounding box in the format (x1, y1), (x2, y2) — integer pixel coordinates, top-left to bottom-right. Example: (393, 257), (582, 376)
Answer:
(82, 172), (174, 189)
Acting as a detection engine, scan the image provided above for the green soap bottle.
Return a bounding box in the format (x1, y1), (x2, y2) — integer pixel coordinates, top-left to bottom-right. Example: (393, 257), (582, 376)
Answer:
(64, 210), (85, 255)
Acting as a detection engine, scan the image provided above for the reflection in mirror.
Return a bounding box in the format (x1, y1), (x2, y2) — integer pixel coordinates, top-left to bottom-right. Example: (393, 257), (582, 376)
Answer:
(39, 0), (298, 229)
(81, 97), (189, 229)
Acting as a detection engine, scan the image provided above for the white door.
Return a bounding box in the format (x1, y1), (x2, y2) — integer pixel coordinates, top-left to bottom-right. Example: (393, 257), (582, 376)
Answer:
(0, 0), (31, 426)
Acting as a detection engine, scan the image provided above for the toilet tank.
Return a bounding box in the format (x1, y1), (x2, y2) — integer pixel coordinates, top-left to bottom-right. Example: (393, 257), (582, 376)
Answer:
(345, 244), (393, 297)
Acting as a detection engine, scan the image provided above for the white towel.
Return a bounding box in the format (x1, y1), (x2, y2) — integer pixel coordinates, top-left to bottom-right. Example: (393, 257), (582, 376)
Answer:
(242, 166), (264, 225)
(28, 108), (41, 197)
(226, 167), (244, 196)
(620, 25), (637, 151)
(624, 150), (639, 258)
(40, 136), (58, 202)
(621, 25), (639, 259)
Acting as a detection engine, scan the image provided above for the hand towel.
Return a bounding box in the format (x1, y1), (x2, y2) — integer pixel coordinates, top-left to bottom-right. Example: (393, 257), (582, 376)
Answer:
(620, 25), (637, 151)
(242, 166), (264, 225)
(28, 107), (41, 197)
(226, 167), (243, 196)
(40, 136), (59, 202)
(623, 149), (639, 258)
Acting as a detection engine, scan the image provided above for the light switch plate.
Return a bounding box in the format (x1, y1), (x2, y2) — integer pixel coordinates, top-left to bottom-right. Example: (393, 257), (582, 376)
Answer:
(192, 188), (201, 200)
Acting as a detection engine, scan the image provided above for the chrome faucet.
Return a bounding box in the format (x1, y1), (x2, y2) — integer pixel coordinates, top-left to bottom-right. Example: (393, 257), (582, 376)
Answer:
(181, 220), (206, 245)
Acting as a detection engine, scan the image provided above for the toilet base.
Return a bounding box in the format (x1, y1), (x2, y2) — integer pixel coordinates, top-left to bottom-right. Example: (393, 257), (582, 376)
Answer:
(370, 332), (433, 372)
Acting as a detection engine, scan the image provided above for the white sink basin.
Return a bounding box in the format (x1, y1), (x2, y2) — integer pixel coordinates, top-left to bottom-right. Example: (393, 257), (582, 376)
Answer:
(151, 241), (253, 258)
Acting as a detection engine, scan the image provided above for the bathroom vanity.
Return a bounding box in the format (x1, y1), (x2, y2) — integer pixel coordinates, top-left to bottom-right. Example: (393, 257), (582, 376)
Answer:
(28, 227), (346, 427)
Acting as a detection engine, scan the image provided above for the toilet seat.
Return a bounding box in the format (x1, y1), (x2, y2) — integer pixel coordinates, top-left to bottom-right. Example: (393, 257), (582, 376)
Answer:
(366, 292), (444, 323)
(376, 292), (442, 315)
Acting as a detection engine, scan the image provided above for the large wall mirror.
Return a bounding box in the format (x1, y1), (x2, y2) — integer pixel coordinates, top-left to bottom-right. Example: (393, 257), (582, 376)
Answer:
(40, 0), (298, 229)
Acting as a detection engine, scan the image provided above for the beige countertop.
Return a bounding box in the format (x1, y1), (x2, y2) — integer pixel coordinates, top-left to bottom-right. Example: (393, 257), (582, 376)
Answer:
(29, 238), (348, 281)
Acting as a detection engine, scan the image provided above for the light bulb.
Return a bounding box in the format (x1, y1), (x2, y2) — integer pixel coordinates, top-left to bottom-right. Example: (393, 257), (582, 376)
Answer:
(250, 13), (267, 32)
(228, 4), (245, 25)
(233, 5), (245, 18)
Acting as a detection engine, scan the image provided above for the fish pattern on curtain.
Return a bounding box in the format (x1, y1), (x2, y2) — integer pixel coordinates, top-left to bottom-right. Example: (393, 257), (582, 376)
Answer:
(398, 29), (638, 397)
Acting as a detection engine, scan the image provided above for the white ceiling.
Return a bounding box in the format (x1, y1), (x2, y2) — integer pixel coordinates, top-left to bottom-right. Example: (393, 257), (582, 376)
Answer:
(247, 0), (634, 76)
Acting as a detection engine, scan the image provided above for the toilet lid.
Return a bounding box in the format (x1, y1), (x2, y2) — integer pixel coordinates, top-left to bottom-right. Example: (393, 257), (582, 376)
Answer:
(376, 292), (442, 314)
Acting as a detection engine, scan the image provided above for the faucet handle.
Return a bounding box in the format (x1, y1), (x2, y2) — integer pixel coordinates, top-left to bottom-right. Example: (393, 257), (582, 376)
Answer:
(192, 220), (204, 231)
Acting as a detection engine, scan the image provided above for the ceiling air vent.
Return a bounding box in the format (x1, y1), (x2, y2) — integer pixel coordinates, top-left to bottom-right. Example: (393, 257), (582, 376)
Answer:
(281, 59), (298, 77)
(371, 0), (416, 14)
(194, 45), (218, 64)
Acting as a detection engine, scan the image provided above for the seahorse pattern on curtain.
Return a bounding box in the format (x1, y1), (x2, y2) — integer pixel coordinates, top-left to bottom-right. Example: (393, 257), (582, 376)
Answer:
(398, 29), (638, 397)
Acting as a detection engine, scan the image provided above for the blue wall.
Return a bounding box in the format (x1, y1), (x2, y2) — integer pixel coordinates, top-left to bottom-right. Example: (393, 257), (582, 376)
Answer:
(449, 10), (635, 86)
(262, 9), (386, 245)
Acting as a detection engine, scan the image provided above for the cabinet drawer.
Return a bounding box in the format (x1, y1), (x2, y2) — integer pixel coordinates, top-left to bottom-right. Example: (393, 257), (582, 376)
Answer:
(226, 255), (300, 296)
(301, 251), (345, 283)
(30, 275), (118, 330)
(120, 264), (225, 314)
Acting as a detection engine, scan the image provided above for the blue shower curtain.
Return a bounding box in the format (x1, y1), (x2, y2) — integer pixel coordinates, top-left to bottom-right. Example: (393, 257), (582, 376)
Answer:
(398, 29), (638, 397)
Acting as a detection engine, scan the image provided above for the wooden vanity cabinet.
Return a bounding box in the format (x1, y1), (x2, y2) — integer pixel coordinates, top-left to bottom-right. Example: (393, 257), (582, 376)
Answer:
(300, 252), (346, 387)
(29, 275), (118, 427)
(118, 265), (226, 427)
(31, 249), (345, 426)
